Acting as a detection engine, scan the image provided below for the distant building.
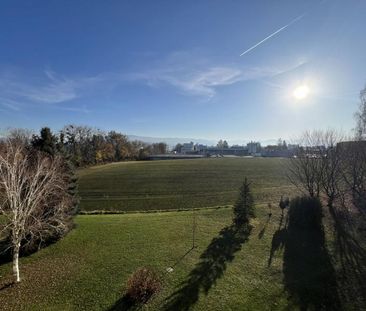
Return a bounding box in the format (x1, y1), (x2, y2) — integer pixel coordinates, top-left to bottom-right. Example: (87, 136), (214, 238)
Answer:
(287, 144), (299, 150)
(181, 142), (195, 154)
(247, 141), (261, 155)
(194, 144), (207, 152)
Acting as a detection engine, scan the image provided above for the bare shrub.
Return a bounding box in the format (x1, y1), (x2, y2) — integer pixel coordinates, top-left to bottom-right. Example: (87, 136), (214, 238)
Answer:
(126, 267), (162, 304)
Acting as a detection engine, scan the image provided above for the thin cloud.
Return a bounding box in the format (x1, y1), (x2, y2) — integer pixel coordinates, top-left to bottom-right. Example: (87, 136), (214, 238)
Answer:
(0, 98), (21, 111)
(126, 67), (242, 97)
(23, 80), (78, 103)
(0, 70), (103, 112)
(162, 67), (244, 97)
(52, 105), (91, 114)
(0, 55), (308, 111)
(126, 64), (298, 98)
(0, 71), (79, 106)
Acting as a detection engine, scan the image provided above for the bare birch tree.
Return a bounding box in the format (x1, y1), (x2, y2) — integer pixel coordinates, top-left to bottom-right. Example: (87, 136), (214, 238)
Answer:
(0, 141), (72, 282)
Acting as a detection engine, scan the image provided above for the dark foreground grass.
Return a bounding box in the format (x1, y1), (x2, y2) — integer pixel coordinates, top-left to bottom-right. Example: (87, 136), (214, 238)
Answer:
(78, 158), (295, 212)
(1, 202), (359, 311)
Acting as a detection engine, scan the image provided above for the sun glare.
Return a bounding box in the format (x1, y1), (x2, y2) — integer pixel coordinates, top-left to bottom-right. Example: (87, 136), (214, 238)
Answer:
(293, 85), (310, 100)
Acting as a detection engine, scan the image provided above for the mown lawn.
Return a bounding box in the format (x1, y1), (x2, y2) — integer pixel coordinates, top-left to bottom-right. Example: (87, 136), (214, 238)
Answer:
(0, 205), (294, 311)
(78, 158), (295, 212)
(1, 200), (357, 311)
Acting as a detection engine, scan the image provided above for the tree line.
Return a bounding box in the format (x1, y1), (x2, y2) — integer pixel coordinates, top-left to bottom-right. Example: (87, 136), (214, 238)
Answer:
(288, 86), (366, 214)
(0, 125), (169, 282)
(6, 125), (168, 167)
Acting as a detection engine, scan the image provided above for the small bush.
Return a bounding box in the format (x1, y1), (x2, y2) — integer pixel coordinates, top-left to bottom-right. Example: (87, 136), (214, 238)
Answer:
(126, 267), (162, 304)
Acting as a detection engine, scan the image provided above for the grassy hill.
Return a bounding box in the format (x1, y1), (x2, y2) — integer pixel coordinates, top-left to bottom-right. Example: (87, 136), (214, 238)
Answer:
(78, 158), (295, 212)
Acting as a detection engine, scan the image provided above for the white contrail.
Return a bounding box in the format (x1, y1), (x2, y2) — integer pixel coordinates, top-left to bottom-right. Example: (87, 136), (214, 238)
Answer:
(240, 13), (306, 57)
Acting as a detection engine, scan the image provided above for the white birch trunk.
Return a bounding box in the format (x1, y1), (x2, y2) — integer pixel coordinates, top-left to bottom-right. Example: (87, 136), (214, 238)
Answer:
(13, 242), (21, 283)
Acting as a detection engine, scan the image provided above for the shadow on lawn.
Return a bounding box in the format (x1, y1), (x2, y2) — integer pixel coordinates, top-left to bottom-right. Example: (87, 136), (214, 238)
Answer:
(269, 196), (341, 311)
(107, 294), (138, 311)
(0, 224), (78, 266)
(0, 238), (13, 266)
(171, 246), (195, 269)
(163, 223), (251, 311)
(107, 247), (196, 311)
(0, 236), (60, 267)
(0, 280), (15, 292)
(329, 200), (366, 308)
(258, 213), (272, 240)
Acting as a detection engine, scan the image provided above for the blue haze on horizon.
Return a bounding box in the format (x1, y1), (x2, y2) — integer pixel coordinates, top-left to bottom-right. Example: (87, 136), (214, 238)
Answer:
(0, 0), (365, 143)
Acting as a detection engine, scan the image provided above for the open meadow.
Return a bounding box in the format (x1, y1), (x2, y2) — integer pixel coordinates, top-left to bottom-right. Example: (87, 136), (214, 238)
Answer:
(78, 158), (295, 212)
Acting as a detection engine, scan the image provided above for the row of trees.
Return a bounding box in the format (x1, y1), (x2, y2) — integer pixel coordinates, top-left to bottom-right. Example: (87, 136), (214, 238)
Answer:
(7, 125), (168, 167)
(288, 86), (366, 212)
(288, 130), (366, 209)
(0, 125), (171, 283)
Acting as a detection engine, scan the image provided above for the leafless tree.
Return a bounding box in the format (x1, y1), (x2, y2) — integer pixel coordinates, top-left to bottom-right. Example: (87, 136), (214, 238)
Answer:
(287, 131), (324, 197)
(6, 128), (34, 145)
(345, 85), (366, 212)
(354, 85), (366, 140)
(287, 129), (344, 204)
(0, 141), (72, 283)
(319, 130), (345, 207)
(340, 140), (366, 211)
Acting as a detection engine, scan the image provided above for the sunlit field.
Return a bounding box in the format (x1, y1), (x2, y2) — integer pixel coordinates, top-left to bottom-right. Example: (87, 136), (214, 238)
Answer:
(0, 205), (333, 311)
(78, 158), (295, 212)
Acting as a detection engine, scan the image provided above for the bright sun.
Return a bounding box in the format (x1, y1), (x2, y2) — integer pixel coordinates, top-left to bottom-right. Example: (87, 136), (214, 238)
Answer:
(293, 85), (310, 100)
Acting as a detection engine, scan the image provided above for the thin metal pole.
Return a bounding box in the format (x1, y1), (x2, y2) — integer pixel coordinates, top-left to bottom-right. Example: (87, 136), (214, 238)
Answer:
(192, 208), (197, 248)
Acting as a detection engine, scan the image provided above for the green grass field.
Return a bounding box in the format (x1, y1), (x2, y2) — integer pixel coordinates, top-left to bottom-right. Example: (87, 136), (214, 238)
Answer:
(0, 205), (302, 311)
(78, 158), (295, 212)
(1, 158), (364, 310)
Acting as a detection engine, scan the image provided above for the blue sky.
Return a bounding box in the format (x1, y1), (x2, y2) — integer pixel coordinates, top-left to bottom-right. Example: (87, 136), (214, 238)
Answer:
(1, 0), (365, 142)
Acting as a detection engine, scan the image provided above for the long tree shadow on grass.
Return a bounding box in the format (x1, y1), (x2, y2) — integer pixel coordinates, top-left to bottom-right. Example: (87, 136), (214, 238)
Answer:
(0, 222), (78, 267)
(163, 224), (251, 311)
(258, 213), (272, 240)
(0, 234), (63, 266)
(329, 201), (366, 308)
(0, 238), (13, 266)
(269, 196), (341, 310)
(268, 210), (288, 266)
(107, 294), (138, 311)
